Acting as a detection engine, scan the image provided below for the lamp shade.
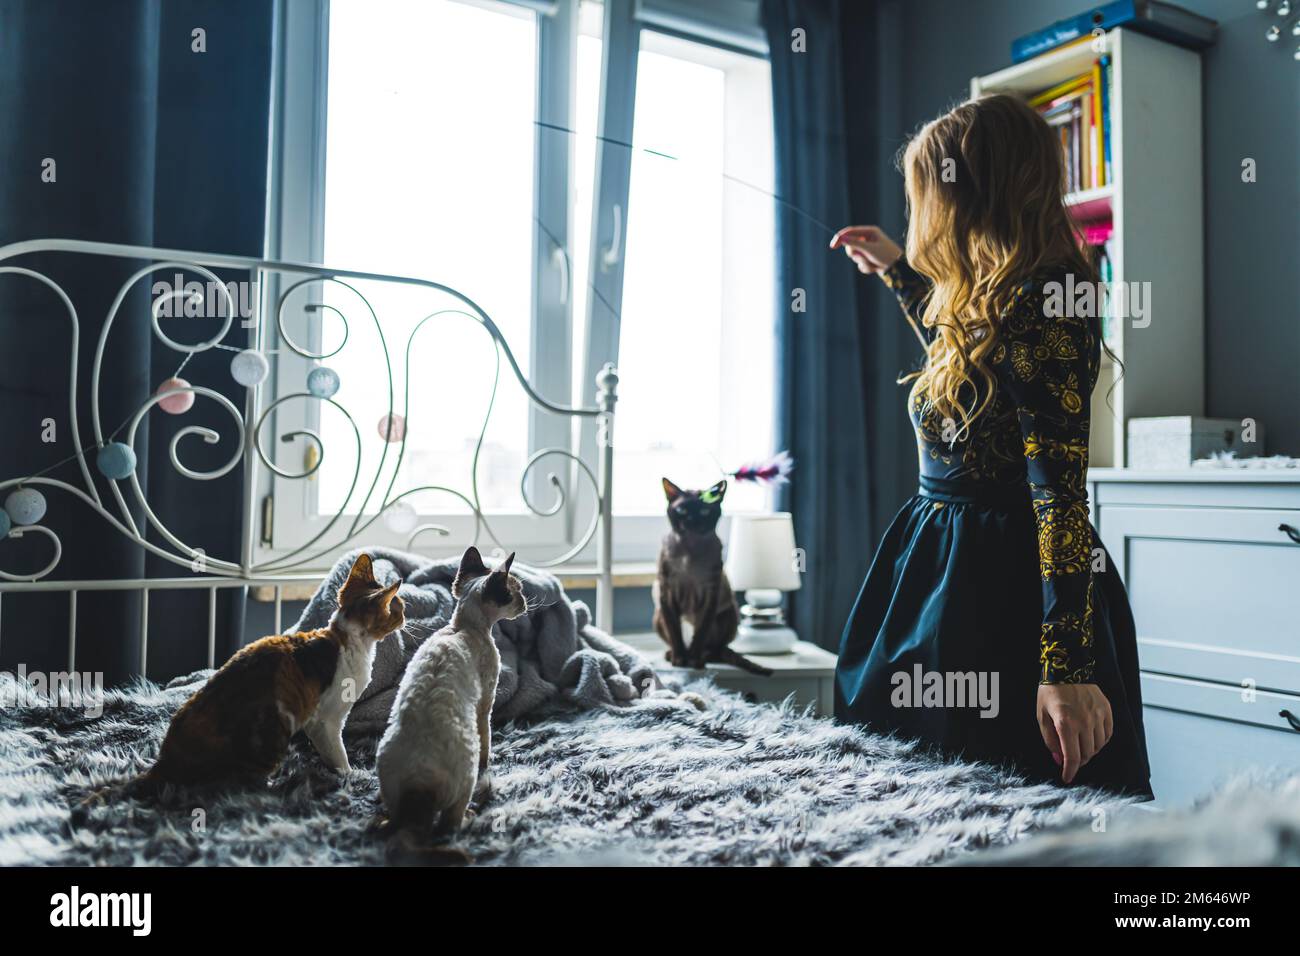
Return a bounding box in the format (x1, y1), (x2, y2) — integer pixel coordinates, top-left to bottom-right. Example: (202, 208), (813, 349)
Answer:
(724, 512), (801, 592)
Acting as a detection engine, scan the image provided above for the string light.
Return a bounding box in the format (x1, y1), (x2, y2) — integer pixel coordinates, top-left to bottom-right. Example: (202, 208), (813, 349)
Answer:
(230, 349), (269, 387)
(4, 488), (48, 526)
(377, 413), (406, 443)
(307, 365), (340, 398)
(96, 442), (138, 480)
(156, 377), (195, 414)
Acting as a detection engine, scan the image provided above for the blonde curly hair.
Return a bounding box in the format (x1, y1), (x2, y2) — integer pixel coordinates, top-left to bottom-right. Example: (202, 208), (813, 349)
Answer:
(900, 94), (1098, 438)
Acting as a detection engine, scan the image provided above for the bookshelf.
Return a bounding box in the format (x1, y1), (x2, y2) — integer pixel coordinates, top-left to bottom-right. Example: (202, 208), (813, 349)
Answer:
(972, 29), (1206, 468)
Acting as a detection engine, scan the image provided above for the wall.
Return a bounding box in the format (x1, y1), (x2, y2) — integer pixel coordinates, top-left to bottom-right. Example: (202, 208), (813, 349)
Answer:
(874, 0), (1298, 456)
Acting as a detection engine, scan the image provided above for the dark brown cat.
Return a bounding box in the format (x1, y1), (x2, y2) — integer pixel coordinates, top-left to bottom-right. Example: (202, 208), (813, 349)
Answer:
(141, 553), (402, 789)
(653, 478), (773, 677)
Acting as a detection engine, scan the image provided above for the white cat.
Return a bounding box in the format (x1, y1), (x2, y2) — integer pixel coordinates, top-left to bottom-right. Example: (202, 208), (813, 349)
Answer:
(377, 546), (526, 837)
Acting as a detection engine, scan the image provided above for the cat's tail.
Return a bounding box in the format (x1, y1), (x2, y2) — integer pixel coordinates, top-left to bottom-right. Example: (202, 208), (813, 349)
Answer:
(711, 646), (775, 677)
(384, 827), (472, 867)
(381, 790), (472, 866)
(77, 765), (166, 813)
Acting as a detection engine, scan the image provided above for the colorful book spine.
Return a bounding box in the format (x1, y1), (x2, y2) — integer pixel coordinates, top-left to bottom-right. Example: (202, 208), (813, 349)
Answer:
(1028, 73), (1091, 108)
(1090, 59), (1105, 188)
(1098, 239), (1116, 345)
(1080, 91), (1093, 190)
(1100, 54), (1113, 184)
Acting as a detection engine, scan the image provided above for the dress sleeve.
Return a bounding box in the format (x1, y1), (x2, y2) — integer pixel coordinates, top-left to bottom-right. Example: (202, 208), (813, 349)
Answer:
(999, 289), (1098, 685)
(880, 255), (933, 347)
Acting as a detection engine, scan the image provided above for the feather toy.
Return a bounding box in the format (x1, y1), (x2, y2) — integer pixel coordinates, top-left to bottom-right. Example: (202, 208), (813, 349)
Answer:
(729, 450), (794, 486)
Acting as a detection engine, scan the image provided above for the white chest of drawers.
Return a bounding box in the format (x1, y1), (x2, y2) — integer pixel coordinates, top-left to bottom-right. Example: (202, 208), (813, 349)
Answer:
(1089, 469), (1300, 806)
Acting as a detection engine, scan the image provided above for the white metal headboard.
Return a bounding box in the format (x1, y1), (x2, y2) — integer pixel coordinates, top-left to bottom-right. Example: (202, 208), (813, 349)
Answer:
(0, 238), (617, 676)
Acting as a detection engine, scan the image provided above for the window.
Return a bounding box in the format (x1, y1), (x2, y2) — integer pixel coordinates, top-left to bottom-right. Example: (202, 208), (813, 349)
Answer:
(609, 30), (775, 515)
(266, 0), (774, 564)
(316, 0), (537, 518)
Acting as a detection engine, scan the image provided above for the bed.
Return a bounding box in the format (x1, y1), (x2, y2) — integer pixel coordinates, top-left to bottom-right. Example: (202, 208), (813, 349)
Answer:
(1, 240), (1295, 867)
(3, 665), (1136, 866)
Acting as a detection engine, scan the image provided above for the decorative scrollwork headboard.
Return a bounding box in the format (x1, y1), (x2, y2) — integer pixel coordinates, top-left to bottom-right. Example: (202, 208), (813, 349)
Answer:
(0, 239), (617, 670)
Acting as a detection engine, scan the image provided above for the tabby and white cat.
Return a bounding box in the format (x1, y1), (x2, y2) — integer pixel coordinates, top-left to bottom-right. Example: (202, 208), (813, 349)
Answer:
(377, 546), (525, 837)
(140, 553), (400, 789)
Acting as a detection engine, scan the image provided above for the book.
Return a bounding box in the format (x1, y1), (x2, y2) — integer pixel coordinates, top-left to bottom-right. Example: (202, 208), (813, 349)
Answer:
(1090, 59), (1104, 187)
(1028, 73), (1092, 108)
(1083, 222), (1114, 245)
(1098, 238), (1116, 345)
(1071, 105), (1082, 192)
(1100, 54), (1113, 184)
(1011, 1), (1217, 64)
(1080, 91), (1092, 189)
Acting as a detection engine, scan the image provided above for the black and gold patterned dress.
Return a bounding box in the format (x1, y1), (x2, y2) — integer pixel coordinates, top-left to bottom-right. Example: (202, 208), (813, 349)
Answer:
(834, 256), (1152, 797)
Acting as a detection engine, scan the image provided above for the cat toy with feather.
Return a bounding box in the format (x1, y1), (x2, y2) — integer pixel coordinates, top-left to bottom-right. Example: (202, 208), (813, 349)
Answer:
(727, 450), (795, 488)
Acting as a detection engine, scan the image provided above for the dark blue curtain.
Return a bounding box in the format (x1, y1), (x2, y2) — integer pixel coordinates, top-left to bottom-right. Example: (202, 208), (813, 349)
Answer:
(762, 0), (914, 650)
(0, 1), (274, 683)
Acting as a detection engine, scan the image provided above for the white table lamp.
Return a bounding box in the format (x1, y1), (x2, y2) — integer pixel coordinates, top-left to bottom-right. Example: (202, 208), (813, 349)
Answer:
(724, 512), (802, 655)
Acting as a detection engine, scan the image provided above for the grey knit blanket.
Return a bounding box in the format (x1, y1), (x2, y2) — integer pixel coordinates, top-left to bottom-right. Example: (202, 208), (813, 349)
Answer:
(291, 548), (660, 732)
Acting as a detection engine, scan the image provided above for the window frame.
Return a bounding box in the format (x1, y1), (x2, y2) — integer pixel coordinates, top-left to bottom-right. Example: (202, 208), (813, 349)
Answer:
(261, 0), (770, 568)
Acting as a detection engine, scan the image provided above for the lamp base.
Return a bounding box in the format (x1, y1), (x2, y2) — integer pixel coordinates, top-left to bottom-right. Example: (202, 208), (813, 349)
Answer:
(731, 591), (795, 653)
(732, 620), (798, 655)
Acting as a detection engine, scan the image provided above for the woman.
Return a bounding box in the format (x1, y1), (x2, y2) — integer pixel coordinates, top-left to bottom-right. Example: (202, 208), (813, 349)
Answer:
(830, 94), (1151, 798)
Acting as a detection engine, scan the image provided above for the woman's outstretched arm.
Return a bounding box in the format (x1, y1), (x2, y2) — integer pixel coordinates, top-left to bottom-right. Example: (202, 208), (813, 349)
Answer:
(830, 225), (930, 349)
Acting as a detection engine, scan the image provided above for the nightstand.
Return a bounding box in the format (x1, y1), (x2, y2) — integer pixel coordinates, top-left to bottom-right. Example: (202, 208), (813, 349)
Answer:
(621, 631), (838, 716)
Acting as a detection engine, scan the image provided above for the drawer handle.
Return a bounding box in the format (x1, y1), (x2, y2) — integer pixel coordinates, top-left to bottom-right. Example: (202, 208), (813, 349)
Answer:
(1280, 523), (1300, 545)
(1281, 710), (1300, 733)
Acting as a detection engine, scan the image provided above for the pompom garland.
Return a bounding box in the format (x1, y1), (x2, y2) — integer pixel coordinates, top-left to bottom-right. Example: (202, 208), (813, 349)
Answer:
(377, 413), (406, 443)
(230, 349), (269, 387)
(307, 366), (340, 399)
(97, 442), (137, 480)
(4, 487), (47, 526)
(156, 377), (195, 414)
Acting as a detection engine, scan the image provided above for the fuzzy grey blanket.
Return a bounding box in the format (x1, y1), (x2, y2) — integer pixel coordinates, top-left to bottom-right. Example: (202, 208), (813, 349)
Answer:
(1, 668), (1151, 866)
(294, 548), (659, 732)
(961, 772), (1300, 866)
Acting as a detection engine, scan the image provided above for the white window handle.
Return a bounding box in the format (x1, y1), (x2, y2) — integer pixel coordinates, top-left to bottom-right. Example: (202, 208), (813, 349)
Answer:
(550, 245), (569, 306)
(601, 203), (622, 271)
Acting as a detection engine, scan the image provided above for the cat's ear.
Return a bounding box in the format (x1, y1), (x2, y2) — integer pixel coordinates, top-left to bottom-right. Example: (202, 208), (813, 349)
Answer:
(347, 552), (378, 586)
(458, 546), (488, 577)
(499, 551), (516, 575)
(706, 479), (727, 502)
(662, 477), (682, 501)
(484, 569), (512, 606)
(378, 581), (401, 610)
(453, 546), (489, 598)
(339, 552), (379, 606)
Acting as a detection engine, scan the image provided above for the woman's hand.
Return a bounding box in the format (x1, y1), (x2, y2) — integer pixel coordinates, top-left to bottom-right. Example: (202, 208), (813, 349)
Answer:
(829, 225), (903, 275)
(1036, 683), (1114, 784)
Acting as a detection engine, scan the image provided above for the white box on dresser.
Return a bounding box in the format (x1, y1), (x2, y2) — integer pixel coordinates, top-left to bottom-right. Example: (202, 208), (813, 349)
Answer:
(1088, 468), (1300, 807)
(1126, 416), (1260, 470)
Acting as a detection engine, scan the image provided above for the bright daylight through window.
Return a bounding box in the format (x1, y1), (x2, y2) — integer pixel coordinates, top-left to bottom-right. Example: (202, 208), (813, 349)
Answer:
(313, 0), (775, 548)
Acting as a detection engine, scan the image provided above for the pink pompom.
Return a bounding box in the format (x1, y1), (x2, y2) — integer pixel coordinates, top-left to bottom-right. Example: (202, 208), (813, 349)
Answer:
(156, 377), (195, 415)
(377, 413), (406, 443)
